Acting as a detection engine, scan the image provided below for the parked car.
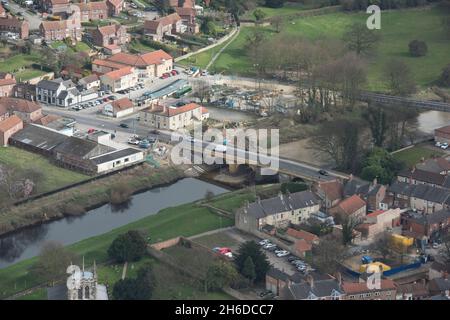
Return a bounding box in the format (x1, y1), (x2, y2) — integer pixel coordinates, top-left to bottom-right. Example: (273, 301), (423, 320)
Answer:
(263, 243), (276, 249)
(287, 256), (297, 262)
(435, 141), (442, 147)
(160, 73), (169, 79)
(259, 290), (272, 298)
(171, 70), (178, 76)
(266, 246), (278, 252)
(119, 123), (129, 128)
(276, 250), (290, 257)
(259, 239), (270, 246)
(87, 128), (96, 134)
(108, 95), (117, 100)
(441, 143), (449, 150)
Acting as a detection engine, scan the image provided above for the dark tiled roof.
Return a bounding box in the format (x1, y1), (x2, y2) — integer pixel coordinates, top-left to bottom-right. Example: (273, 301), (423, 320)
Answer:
(267, 268), (290, 282)
(37, 79), (61, 91)
(91, 148), (141, 164)
(411, 209), (450, 226)
(343, 179), (370, 197)
(398, 169), (446, 186)
(389, 181), (450, 204)
(10, 124), (67, 151)
(287, 279), (343, 300)
(429, 277), (450, 292)
(54, 137), (114, 159)
(246, 191), (319, 219)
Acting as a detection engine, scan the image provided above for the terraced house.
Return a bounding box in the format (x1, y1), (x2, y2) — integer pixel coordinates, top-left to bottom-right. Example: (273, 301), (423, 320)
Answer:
(236, 191), (321, 233)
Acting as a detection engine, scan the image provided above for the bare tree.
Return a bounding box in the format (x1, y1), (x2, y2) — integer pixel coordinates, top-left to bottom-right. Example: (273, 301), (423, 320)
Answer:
(384, 59), (416, 96)
(312, 237), (345, 275)
(192, 79), (211, 104)
(31, 241), (78, 285)
(343, 22), (381, 55)
(271, 16), (284, 33)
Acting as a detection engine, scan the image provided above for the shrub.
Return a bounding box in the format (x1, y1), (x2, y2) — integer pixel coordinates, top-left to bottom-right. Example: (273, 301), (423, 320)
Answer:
(409, 40), (428, 57)
(110, 183), (133, 205)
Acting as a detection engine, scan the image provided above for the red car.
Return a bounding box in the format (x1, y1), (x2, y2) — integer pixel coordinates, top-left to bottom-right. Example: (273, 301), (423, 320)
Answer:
(87, 128), (96, 134)
(171, 69), (178, 76)
(160, 73), (169, 79)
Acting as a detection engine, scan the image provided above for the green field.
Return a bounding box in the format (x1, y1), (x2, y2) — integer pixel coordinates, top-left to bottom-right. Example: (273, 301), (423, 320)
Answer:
(392, 145), (444, 168)
(0, 147), (88, 201)
(241, 3), (316, 20)
(0, 188), (254, 299)
(0, 52), (41, 74)
(50, 41), (91, 53)
(14, 69), (48, 81)
(212, 7), (450, 91)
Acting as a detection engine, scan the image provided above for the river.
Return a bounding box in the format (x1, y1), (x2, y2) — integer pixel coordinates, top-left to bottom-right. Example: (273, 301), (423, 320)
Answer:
(417, 111), (450, 134)
(0, 178), (228, 269)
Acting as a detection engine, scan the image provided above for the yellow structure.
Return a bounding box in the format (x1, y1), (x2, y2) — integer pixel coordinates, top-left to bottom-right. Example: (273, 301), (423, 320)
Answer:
(390, 234), (414, 251)
(360, 262), (391, 273)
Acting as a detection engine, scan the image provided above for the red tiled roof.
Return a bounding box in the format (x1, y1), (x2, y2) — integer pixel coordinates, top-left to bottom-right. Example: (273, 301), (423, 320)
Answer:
(144, 12), (181, 31)
(366, 210), (385, 218)
(148, 103), (202, 117)
(342, 279), (396, 294)
(50, 0), (69, 5)
(175, 7), (195, 17)
(0, 97), (41, 113)
(35, 114), (61, 126)
(0, 16), (28, 28)
(96, 24), (122, 36)
(0, 115), (22, 132)
(107, 0), (123, 8)
(92, 58), (124, 70)
(201, 107), (209, 114)
(295, 239), (312, 253)
(317, 180), (343, 201)
(106, 50), (172, 68)
(103, 66), (134, 80)
(111, 97), (133, 111)
(435, 125), (450, 135)
(334, 195), (366, 216)
(0, 78), (16, 87)
(77, 1), (108, 11)
(41, 20), (67, 31)
(286, 228), (319, 243)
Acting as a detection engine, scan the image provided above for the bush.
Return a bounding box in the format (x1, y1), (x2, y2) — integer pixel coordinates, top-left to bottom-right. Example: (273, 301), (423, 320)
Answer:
(438, 64), (450, 87)
(280, 182), (308, 194)
(110, 183), (133, 205)
(409, 40), (428, 57)
(63, 203), (86, 217)
(108, 230), (147, 263)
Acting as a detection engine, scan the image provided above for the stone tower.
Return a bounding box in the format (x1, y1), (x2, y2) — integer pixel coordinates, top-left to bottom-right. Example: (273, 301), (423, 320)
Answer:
(67, 258), (98, 300)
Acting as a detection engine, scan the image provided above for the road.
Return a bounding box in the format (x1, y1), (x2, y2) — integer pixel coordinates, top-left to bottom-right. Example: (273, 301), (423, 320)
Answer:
(6, 2), (42, 30)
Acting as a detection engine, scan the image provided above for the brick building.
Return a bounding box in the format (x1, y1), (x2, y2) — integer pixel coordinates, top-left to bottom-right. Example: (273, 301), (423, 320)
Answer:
(0, 15), (29, 39)
(0, 115), (23, 146)
(90, 23), (129, 47)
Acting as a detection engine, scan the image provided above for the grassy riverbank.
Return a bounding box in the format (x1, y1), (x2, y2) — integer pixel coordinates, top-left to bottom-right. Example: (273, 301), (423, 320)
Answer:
(0, 184), (280, 299)
(0, 164), (184, 236)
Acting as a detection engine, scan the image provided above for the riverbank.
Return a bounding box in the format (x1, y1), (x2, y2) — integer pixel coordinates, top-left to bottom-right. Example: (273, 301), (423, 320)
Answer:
(0, 164), (187, 237)
(0, 184), (278, 299)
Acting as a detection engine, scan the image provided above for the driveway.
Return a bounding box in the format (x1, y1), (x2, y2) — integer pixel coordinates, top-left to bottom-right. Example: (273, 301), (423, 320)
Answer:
(6, 2), (42, 30)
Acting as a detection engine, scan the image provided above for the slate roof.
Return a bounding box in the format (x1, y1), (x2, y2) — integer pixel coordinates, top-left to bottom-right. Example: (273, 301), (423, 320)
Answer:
(398, 168), (447, 186)
(388, 181), (450, 204)
(343, 179), (370, 198)
(246, 191), (319, 219)
(428, 277), (450, 293)
(10, 124), (67, 151)
(410, 209), (450, 226)
(90, 148), (142, 164)
(266, 268), (290, 282)
(54, 136), (114, 159)
(37, 79), (62, 91)
(285, 279), (343, 300)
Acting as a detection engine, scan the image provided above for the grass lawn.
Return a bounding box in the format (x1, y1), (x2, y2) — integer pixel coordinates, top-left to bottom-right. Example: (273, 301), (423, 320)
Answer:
(213, 7), (450, 91)
(129, 39), (156, 53)
(14, 68), (48, 82)
(0, 191), (242, 299)
(0, 147), (88, 197)
(50, 41), (91, 53)
(392, 146), (443, 168)
(0, 52), (41, 74)
(241, 3), (315, 21)
(194, 232), (240, 249)
(15, 288), (47, 300)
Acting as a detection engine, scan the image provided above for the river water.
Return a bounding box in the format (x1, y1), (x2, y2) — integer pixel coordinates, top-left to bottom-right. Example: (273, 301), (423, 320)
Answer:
(417, 111), (450, 134)
(0, 178), (228, 269)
